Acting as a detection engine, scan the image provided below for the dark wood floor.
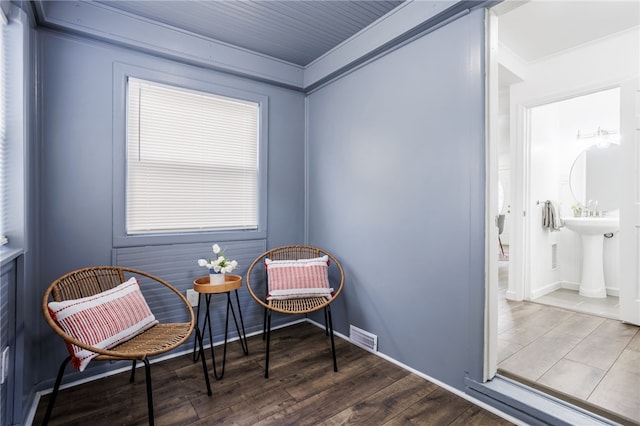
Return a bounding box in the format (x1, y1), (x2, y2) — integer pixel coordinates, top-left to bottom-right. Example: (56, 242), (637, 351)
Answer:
(34, 323), (513, 425)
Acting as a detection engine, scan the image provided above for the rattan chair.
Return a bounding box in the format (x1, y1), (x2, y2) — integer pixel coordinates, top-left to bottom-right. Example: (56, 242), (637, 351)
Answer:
(246, 245), (345, 378)
(41, 266), (212, 425)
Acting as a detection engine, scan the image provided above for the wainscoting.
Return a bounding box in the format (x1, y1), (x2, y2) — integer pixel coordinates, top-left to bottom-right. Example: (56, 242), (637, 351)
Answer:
(113, 240), (268, 342)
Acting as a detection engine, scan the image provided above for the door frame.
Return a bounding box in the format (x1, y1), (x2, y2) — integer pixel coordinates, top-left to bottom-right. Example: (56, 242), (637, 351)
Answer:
(618, 77), (640, 326)
(483, 8), (499, 381)
(509, 84), (638, 325)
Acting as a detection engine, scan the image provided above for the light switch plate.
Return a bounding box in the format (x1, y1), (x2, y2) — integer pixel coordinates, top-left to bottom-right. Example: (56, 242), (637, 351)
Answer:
(1, 347), (8, 385)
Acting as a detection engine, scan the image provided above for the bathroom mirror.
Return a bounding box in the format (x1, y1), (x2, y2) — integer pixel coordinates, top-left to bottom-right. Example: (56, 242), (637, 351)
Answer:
(569, 143), (621, 213)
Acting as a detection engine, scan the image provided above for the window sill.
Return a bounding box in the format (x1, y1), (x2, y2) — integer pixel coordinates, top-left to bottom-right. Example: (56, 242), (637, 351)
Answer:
(113, 228), (266, 248)
(1, 247), (24, 266)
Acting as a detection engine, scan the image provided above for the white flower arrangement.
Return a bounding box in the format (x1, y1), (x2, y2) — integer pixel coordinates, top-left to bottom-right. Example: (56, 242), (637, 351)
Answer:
(198, 244), (238, 274)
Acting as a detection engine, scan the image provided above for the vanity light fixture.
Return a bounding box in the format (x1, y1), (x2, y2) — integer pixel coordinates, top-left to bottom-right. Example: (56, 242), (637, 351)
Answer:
(576, 126), (620, 147)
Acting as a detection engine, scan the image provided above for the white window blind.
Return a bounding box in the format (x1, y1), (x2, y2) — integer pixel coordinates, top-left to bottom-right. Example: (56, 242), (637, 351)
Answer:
(126, 77), (259, 234)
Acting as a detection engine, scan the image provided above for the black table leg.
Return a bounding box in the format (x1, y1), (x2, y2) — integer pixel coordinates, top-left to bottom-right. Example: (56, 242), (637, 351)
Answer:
(231, 289), (249, 355)
(192, 290), (250, 380)
(192, 293), (203, 362)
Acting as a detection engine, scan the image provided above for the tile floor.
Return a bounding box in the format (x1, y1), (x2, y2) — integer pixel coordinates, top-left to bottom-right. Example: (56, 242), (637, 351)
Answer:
(535, 288), (620, 319)
(497, 259), (640, 424)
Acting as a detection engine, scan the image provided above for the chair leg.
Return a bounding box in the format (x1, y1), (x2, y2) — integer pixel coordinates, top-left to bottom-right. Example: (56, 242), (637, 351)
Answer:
(42, 355), (71, 425)
(324, 308), (329, 336)
(130, 360), (137, 383)
(265, 309), (272, 378)
(326, 306), (338, 372)
(143, 358), (154, 426)
(262, 306), (267, 341)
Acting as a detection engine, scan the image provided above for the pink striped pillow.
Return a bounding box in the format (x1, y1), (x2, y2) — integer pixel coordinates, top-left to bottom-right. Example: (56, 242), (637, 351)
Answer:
(265, 255), (334, 300)
(48, 277), (158, 371)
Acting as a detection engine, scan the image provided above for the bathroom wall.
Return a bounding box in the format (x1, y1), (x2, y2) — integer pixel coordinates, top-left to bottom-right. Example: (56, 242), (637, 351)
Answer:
(498, 88), (511, 246)
(528, 103), (565, 295)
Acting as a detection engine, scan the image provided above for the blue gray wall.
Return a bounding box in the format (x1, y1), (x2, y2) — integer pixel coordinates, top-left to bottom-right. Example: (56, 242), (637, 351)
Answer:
(36, 29), (306, 387)
(307, 9), (486, 389)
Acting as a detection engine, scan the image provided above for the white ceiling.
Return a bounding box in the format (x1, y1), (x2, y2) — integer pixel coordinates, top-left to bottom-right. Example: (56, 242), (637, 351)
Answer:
(496, 0), (639, 64)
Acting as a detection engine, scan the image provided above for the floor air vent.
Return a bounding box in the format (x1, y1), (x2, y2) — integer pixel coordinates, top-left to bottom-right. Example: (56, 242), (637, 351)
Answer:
(350, 325), (378, 352)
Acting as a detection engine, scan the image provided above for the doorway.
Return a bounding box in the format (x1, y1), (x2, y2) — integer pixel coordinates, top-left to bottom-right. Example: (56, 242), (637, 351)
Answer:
(526, 88), (621, 318)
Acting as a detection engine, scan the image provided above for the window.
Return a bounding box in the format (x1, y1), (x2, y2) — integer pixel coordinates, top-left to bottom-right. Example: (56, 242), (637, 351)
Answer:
(0, 9), (27, 255)
(125, 77), (262, 236)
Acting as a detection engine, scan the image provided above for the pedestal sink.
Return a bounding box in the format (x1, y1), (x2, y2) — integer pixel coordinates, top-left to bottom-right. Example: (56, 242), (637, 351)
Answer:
(563, 216), (619, 298)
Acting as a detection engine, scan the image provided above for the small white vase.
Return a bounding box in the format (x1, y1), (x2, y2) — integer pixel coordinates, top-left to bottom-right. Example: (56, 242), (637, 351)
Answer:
(209, 273), (225, 285)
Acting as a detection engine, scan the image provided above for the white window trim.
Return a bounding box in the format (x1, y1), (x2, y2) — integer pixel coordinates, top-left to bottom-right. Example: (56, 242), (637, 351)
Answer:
(113, 63), (268, 247)
(0, 19), (6, 246)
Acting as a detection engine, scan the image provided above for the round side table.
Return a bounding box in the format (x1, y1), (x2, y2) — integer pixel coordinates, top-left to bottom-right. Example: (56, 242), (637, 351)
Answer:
(192, 274), (249, 380)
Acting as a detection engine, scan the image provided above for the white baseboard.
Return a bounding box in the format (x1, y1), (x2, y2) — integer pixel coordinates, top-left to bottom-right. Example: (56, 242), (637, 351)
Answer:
(304, 319), (523, 425)
(605, 287), (619, 297)
(532, 281), (619, 299)
(560, 281), (580, 292)
(505, 290), (520, 301)
(530, 281), (562, 299)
